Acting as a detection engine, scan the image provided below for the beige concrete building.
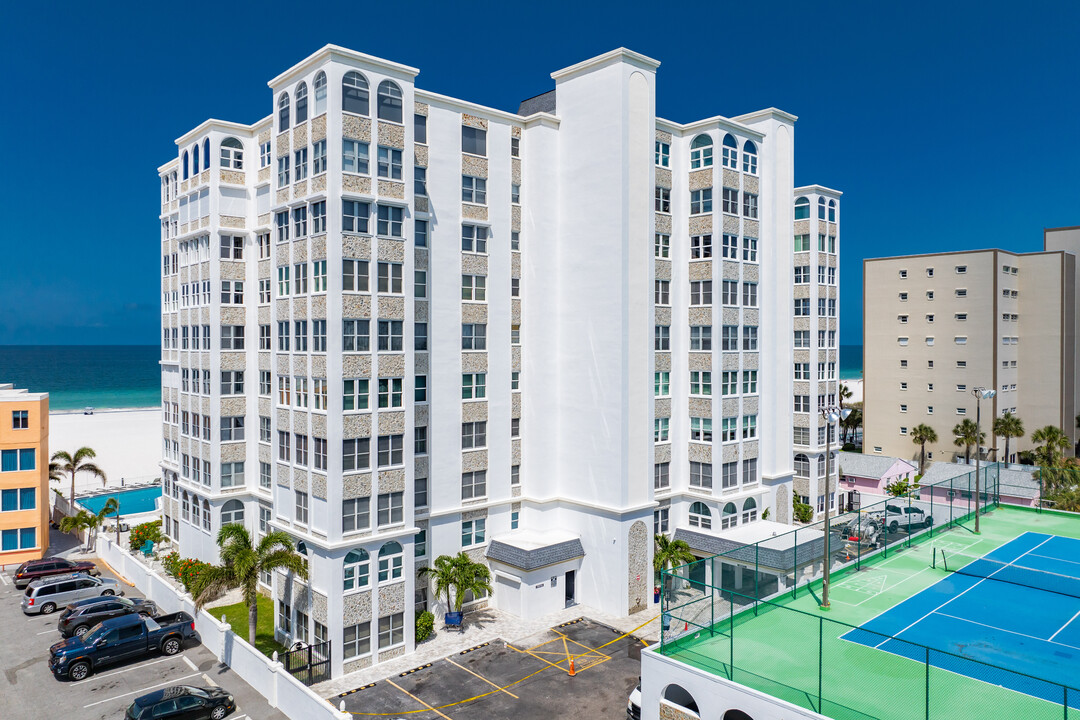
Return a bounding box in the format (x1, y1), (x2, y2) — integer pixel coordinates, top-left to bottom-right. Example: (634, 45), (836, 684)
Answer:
(863, 226), (1079, 465)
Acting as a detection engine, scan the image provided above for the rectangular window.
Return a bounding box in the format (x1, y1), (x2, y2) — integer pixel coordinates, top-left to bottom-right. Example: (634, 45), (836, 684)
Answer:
(343, 259), (370, 292)
(462, 176), (487, 203)
(295, 491), (309, 524)
(377, 146), (402, 179)
(720, 417), (737, 442)
(343, 379), (369, 411)
(461, 470), (487, 499)
(220, 325), (244, 350)
(294, 434), (309, 466)
(377, 320), (403, 351)
(690, 417), (713, 442)
(654, 371), (670, 397)
(655, 325), (670, 351)
(260, 417), (272, 443)
(654, 186), (671, 212)
(690, 281), (712, 305)
(414, 166), (427, 197)
(415, 322), (428, 351)
(414, 114), (427, 144)
(278, 431), (291, 462)
(690, 325), (712, 351)
(378, 378), (403, 409)
(655, 141), (670, 167)
(462, 275), (487, 301)
(342, 200), (370, 234)
(690, 188), (713, 215)
(721, 325), (738, 351)
(722, 234), (738, 258)
(722, 280), (738, 305)
(314, 437), (327, 470)
(654, 417), (669, 442)
(794, 234), (810, 252)
(461, 224), (489, 253)
(655, 233), (670, 258)
(655, 280), (670, 305)
(742, 415), (757, 439)
(742, 326), (758, 350)
(342, 438), (371, 471)
(377, 435), (403, 468)
(654, 462), (670, 489)
(220, 371), (244, 395)
(343, 319), (370, 352)
(277, 156), (290, 187)
(294, 321), (308, 352)
(462, 373), (486, 400)
(462, 126), (487, 156)
(220, 416), (245, 442)
(377, 491), (403, 525)
(690, 462), (713, 489)
(312, 320), (327, 352)
(343, 622), (371, 659)
(259, 462), (271, 489)
(724, 462), (739, 490)
(794, 395), (810, 412)
(221, 462), (243, 487)
(461, 519), (486, 547)
(294, 148), (308, 182)
(722, 187), (738, 214)
(377, 205), (404, 238)
(277, 321), (290, 351)
(415, 220), (428, 248)
(689, 371), (712, 396)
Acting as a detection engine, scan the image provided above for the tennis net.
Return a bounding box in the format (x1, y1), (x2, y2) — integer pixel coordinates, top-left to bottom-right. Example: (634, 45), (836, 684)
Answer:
(936, 548), (1080, 600)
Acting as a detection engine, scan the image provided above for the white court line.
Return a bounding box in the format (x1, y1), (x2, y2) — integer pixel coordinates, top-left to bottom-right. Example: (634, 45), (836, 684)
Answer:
(1049, 608), (1080, 643)
(72, 655), (177, 684)
(83, 672), (202, 708)
(874, 536), (1056, 648)
(934, 611), (1080, 651)
(1029, 553), (1080, 568)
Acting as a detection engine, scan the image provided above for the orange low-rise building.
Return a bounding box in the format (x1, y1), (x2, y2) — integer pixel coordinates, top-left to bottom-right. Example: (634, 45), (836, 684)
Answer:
(0, 384), (49, 566)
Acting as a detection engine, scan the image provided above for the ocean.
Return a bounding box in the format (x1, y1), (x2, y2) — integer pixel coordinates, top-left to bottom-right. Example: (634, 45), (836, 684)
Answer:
(840, 344), (862, 380)
(0, 345), (160, 411)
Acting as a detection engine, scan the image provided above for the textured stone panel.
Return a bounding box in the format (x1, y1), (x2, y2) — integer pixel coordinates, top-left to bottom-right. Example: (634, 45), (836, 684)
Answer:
(342, 354), (372, 377)
(311, 115), (326, 142)
(462, 204), (488, 221)
(722, 354), (740, 370)
(461, 304), (487, 324)
(378, 122), (405, 149)
(744, 264), (759, 282)
(723, 216), (740, 234)
(378, 296), (405, 320)
(311, 295), (327, 320)
(311, 174), (326, 193)
(379, 583), (406, 616)
(277, 133), (290, 156)
(312, 413), (326, 437)
(688, 169), (712, 191)
(743, 175), (759, 194)
(414, 248), (429, 270)
(511, 300), (521, 325)
(414, 352), (429, 374)
(276, 463), (290, 487)
(343, 473), (372, 499)
(293, 123), (308, 148)
(293, 180), (308, 199)
(378, 412), (405, 435)
(689, 398), (712, 418)
(511, 393), (521, 418)
(220, 443), (246, 463)
(688, 216), (712, 235)
(462, 114), (488, 130)
(722, 398), (740, 416)
(793, 413), (810, 428)
(512, 158), (521, 186)
(258, 210), (271, 225)
(220, 306), (245, 323)
(276, 188), (289, 205)
(342, 413), (372, 438)
(655, 444), (671, 463)
(342, 235), (372, 259)
(343, 175), (372, 195)
(220, 171), (245, 186)
(689, 444), (712, 464)
(414, 404), (428, 427)
(377, 239), (405, 263)
(742, 441), (759, 459)
(723, 169), (739, 188)
(343, 115), (372, 142)
(462, 353), (488, 373)
(461, 254), (488, 276)
(655, 129), (672, 143)
(655, 307), (671, 326)
(689, 308), (712, 326)
(794, 285), (810, 299)
(462, 401), (488, 423)
(378, 468), (406, 492)
(794, 318), (811, 331)
(342, 591), (372, 625)
(655, 214), (671, 234)
(220, 353), (246, 372)
(378, 180), (405, 199)
(744, 220), (759, 237)
(655, 167), (672, 189)
(462, 155), (488, 179)
(462, 450), (488, 472)
(721, 308), (739, 324)
(689, 261), (712, 282)
(654, 398), (671, 418)
(377, 354), (405, 377)
(744, 354), (759, 370)
(655, 353), (671, 372)
(744, 309), (759, 326)
(627, 521), (649, 614)
(258, 169), (270, 185)
(794, 381), (810, 395)
(342, 294), (372, 318)
(722, 444), (738, 462)
(689, 353), (711, 371)
(743, 397), (759, 415)
(414, 145), (428, 167)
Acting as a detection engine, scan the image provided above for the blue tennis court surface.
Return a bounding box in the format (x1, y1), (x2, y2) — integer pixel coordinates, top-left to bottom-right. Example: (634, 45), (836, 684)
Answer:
(844, 532), (1080, 705)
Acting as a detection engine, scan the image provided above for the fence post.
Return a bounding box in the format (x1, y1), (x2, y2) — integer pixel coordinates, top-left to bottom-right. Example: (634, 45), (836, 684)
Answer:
(793, 527), (798, 600)
(729, 593), (734, 680)
(818, 616), (824, 713)
(754, 544), (760, 615)
(929, 478), (935, 540)
(925, 646), (931, 720)
(907, 488), (913, 548)
(856, 503), (862, 570)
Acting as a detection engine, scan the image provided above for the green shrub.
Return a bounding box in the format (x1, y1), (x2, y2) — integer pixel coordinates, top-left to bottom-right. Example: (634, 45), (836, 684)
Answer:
(792, 488), (814, 523)
(129, 520), (163, 551)
(415, 611), (434, 643)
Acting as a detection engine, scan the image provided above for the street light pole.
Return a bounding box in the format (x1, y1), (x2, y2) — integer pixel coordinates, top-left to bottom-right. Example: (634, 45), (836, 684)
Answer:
(971, 387), (996, 534)
(820, 405), (852, 609)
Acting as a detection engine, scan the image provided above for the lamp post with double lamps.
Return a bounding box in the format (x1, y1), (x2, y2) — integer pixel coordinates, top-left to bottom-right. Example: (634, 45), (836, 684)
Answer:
(820, 405), (852, 609)
(972, 387), (996, 533)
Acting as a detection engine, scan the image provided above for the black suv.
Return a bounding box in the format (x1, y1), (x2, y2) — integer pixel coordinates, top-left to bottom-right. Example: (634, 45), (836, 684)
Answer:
(57, 596), (160, 638)
(13, 557), (99, 589)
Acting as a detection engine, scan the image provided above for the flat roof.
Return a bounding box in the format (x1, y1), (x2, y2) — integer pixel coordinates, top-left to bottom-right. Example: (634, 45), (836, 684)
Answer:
(0, 383), (48, 401)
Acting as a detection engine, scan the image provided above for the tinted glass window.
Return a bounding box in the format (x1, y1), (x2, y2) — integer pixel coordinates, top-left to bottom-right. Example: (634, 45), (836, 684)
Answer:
(58, 581), (77, 593)
(118, 625), (142, 641)
(38, 585), (57, 596)
(151, 700), (178, 717)
(77, 579), (96, 589)
(176, 697), (203, 710)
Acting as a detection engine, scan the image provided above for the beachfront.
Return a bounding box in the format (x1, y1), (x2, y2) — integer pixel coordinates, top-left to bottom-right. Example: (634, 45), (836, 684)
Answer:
(48, 408), (161, 497)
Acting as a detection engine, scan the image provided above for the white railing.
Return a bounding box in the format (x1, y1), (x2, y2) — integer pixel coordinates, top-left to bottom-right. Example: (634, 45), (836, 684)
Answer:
(96, 534), (348, 720)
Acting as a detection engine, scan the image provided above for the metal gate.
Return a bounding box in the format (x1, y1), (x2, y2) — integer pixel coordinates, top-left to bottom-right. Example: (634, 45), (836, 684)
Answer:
(282, 640), (331, 686)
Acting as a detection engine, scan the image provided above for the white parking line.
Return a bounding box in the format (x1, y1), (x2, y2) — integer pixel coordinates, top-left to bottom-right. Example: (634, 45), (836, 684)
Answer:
(182, 655), (199, 672)
(72, 655), (178, 684)
(201, 672), (219, 687)
(0, 573), (11, 585)
(36, 629), (57, 636)
(82, 672), (202, 708)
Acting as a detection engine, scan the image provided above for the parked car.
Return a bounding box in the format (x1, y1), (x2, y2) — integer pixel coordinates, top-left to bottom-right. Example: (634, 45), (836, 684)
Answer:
(48, 611), (200, 681)
(57, 596), (159, 638)
(21, 573), (122, 615)
(627, 678), (641, 720)
(13, 558), (99, 589)
(125, 685), (236, 720)
(879, 504), (933, 533)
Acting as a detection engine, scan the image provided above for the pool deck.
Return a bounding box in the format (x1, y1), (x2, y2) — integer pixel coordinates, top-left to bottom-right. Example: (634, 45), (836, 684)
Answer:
(661, 506), (1080, 720)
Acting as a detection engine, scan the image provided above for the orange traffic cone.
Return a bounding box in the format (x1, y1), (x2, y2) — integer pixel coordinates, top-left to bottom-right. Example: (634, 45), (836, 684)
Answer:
(684, 621), (689, 631)
(569, 657), (576, 676)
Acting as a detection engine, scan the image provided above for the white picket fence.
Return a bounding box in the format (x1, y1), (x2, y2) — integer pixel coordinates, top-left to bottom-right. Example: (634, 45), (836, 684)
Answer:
(96, 535), (349, 720)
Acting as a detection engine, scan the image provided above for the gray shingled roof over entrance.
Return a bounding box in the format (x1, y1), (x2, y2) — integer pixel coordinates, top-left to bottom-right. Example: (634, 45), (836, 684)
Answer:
(674, 528), (826, 570)
(518, 90), (556, 116)
(486, 538), (584, 571)
(838, 452), (915, 480)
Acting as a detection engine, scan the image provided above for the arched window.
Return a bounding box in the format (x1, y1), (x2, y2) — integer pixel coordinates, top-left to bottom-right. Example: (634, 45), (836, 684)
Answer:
(818, 197), (827, 219)
(690, 134), (713, 169)
(203, 499), (211, 531)
(192, 143), (200, 174)
(794, 453), (810, 478)
(689, 501), (711, 530)
(828, 199), (837, 222)
(378, 541), (403, 581)
(202, 138), (210, 173)
(181, 491), (190, 520)
(722, 133), (739, 168)
(313, 72), (327, 115)
(662, 684), (700, 715)
(182, 152), (189, 180)
(377, 80), (403, 123)
(742, 139), (758, 174)
(343, 549), (370, 590)
(742, 497), (758, 524)
(818, 455), (827, 478)
(220, 137), (243, 169)
(721, 502), (737, 529)
(794, 196), (810, 220)
(191, 494), (201, 526)
(221, 499), (244, 525)
(278, 92), (290, 131)
(295, 82), (308, 124)
(342, 71), (369, 115)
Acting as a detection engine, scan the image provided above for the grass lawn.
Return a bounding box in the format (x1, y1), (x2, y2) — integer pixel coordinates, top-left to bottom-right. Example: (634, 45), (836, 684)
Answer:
(210, 594), (288, 658)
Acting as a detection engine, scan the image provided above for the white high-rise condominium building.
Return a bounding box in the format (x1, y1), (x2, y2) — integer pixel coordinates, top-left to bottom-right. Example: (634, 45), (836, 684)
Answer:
(157, 45), (839, 677)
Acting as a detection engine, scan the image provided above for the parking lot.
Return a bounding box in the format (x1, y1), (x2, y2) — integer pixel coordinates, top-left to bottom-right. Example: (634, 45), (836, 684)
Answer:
(0, 556), (288, 720)
(336, 618), (643, 720)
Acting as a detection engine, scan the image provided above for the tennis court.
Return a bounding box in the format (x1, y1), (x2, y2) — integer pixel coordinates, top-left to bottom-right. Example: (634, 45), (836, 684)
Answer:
(845, 531), (1080, 705)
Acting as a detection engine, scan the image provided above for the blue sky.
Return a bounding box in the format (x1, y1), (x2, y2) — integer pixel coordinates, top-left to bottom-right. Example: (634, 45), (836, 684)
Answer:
(2, 0), (1077, 345)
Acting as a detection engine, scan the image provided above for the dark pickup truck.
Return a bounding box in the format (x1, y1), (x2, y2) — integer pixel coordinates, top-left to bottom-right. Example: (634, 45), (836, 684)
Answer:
(48, 611), (200, 681)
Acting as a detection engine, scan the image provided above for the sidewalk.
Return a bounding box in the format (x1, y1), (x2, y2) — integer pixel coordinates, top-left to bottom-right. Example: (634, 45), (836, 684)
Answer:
(314, 601), (663, 697)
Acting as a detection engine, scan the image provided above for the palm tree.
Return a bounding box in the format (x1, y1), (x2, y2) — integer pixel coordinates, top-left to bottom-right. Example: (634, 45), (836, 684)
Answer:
(910, 424), (937, 475)
(1032, 425), (1071, 468)
(654, 534), (696, 593)
(58, 497), (118, 551)
(992, 412), (1025, 469)
(51, 447), (107, 507)
(839, 383), (853, 406)
(418, 552), (493, 614)
(191, 525), (308, 646)
(952, 419), (984, 463)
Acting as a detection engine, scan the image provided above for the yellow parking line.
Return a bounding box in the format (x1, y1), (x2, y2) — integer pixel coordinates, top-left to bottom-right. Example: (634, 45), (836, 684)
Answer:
(506, 643), (568, 674)
(386, 679), (453, 720)
(445, 659), (518, 699)
(552, 629), (612, 658)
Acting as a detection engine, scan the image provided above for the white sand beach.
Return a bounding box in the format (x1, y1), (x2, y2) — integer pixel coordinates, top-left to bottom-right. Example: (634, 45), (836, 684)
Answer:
(843, 378), (864, 404)
(48, 408), (162, 497)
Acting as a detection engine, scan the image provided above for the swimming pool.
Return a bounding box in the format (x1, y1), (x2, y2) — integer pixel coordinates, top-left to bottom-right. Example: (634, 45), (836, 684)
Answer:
(79, 486), (161, 517)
